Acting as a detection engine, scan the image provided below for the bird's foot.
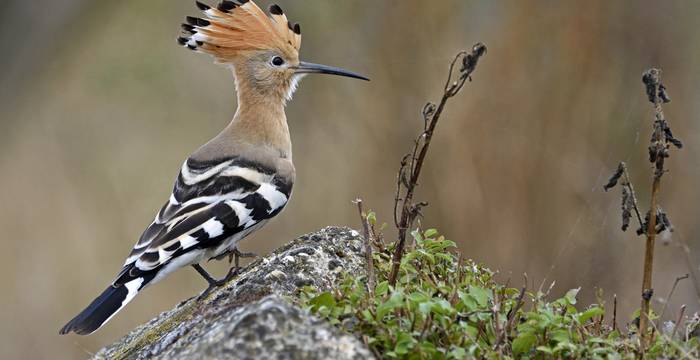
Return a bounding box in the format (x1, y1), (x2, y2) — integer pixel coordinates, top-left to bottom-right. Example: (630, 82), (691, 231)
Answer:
(193, 249), (257, 299)
(192, 264), (231, 300)
(225, 248), (257, 277)
(228, 248), (257, 264)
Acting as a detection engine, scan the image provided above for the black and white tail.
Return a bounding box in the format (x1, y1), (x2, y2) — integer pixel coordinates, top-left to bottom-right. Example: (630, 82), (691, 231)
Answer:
(59, 277), (145, 335)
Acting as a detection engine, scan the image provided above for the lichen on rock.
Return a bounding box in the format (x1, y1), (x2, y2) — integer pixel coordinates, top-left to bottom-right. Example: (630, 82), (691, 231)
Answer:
(93, 227), (372, 360)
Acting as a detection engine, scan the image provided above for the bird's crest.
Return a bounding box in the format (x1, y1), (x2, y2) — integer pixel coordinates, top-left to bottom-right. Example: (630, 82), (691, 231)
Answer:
(178, 0), (302, 62)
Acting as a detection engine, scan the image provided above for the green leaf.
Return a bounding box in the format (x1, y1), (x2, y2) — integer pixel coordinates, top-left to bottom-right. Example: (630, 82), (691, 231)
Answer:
(418, 340), (437, 355)
(375, 281), (390, 297)
(394, 332), (415, 355)
(417, 249), (435, 264)
(361, 309), (373, 322)
(411, 229), (423, 244)
(564, 288), (580, 305)
(418, 300), (433, 316)
(469, 286), (490, 308)
(550, 329), (570, 343)
(578, 307), (604, 324)
(432, 299), (454, 315)
(512, 331), (537, 355)
(457, 290), (477, 311)
(309, 292), (336, 312)
(408, 291), (429, 304)
(536, 346), (554, 355)
(376, 291), (405, 319)
(367, 211), (377, 224)
(424, 228), (438, 238)
(448, 347), (466, 359)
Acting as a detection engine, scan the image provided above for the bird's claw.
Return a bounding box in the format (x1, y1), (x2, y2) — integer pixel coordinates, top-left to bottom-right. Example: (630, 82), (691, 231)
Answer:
(228, 248), (257, 276)
(193, 249), (258, 300)
(228, 248), (257, 264)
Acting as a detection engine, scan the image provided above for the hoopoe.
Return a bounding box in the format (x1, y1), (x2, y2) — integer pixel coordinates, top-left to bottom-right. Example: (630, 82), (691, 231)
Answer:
(60, 0), (367, 336)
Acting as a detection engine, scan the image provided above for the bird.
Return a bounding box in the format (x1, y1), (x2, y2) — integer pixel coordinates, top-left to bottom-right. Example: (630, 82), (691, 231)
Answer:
(59, 0), (368, 336)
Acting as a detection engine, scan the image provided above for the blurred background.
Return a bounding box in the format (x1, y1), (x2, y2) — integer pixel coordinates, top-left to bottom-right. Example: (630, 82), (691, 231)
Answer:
(1, 0), (699, 358)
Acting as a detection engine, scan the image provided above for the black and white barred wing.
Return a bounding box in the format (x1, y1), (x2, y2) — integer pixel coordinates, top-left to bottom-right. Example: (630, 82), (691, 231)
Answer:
(119, 157), (291, 282)
(60, 157), (292, 335)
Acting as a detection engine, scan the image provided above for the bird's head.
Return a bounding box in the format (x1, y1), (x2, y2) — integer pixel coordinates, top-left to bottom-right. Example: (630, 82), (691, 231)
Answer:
(179, 0), (368, 103)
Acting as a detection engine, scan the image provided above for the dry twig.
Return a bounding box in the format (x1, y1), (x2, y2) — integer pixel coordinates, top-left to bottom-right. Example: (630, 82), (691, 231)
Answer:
(354, 198), (376, 296)
(604, 68), (682, 352)
(672, 305), (687, 340)
(658, 274), (689, 325)
(388, 43), (487, 285)
(612, 294), (618, 332)
(639, 68), (676, 350)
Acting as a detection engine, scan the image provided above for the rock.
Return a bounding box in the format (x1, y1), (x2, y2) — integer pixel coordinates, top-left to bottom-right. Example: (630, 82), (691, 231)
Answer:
(93, 227), (373, 360)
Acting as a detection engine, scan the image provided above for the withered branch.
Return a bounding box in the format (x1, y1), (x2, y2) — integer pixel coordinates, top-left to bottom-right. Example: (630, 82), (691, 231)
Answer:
(658, 274), (689, 325)
(605, 68), (682, 352)
(354, 198), (376, 296)
(388, 43), (487, 286)
(639, 68), (676, 350)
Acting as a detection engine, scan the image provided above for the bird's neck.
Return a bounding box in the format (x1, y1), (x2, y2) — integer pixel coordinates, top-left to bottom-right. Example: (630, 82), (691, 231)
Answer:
(224, 78), (292, 159)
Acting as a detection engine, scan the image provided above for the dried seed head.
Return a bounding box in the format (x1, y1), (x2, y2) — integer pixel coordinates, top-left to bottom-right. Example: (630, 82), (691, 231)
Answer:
(657, 208), (674, 234)
(642, 68), (662, 103)
(604, 162), (625, 192)
(663, 124), (683, 149)
(422, 102), (436, 121)
(659, 84), (671, 103)
(460, 43), (487, 76)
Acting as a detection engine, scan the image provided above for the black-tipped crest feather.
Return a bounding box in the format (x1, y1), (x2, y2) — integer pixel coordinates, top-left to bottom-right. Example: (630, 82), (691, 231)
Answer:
(218, 0), (238, 12)
(269, 4), (283, 15)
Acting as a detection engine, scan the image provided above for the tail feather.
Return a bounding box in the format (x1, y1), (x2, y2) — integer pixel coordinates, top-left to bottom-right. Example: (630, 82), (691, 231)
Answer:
(59, 278), (144, 335)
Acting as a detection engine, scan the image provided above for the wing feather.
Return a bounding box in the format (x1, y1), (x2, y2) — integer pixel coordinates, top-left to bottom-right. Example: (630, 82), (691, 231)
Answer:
(114, 156), (291, 286)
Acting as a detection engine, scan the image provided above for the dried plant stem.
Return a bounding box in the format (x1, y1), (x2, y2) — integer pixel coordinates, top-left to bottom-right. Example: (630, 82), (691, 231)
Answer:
(674, 231), (700, 301)
(658, 274), (689, 325)
(671, 305), (686, 340)
(491, 290), (503, 351)
(638, 68), (675, 350)
(388, 44), (487, 285)
(607, 68), (681, 353)
(639, 175), (660, 347)
(612, 294), (618, 332)
(494, 284), (526, 349)
(390, 92), (447, 285)
(355, 198), (375, 296)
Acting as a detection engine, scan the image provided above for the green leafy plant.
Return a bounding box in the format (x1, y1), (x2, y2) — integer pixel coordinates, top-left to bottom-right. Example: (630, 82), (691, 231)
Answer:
(300, 226), (699, 359)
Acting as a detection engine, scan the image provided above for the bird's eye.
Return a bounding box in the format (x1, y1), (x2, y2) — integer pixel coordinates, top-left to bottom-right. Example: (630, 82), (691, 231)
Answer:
(271, 56), (285, 66)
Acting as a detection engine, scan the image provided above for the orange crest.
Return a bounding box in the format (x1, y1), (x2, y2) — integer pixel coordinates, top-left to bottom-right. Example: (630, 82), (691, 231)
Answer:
(178, 1), (301, 62)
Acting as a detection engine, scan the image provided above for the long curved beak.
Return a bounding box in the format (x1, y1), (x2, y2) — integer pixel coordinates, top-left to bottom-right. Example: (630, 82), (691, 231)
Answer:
(294, 61), (369, 81)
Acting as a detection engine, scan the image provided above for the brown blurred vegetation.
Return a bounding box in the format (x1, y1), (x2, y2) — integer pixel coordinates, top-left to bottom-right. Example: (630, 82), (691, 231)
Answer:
(1, 1), (699, 358)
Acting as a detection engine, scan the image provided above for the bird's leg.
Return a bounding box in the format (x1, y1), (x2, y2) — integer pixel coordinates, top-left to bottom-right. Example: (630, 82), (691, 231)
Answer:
(192, 263), (228, 298)
(192, 249), (257, 299)
(225, 248), (257, 278)
(231, 248), (257, 265)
